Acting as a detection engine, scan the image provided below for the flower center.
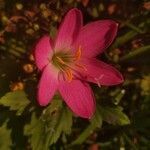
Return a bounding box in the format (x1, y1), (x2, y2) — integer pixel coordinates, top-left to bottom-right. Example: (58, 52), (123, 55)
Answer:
(51, 46), (86, 82)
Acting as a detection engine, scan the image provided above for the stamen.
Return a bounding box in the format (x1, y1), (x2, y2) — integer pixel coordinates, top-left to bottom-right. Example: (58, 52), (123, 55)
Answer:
(65, 69), (73, 82)
(52, 46), (87, 82)
(74, 46), (82, 61)
(75, 63), (87, 71)
(56, 56), (66, 65)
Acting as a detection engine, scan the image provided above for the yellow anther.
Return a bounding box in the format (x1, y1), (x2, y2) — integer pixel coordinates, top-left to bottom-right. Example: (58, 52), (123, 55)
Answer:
(65, 69), (73, 82)
(74, 46), (82, 61)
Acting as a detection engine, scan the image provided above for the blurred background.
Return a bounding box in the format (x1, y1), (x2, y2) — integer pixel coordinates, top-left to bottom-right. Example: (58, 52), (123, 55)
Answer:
(0, 0), (150, 150)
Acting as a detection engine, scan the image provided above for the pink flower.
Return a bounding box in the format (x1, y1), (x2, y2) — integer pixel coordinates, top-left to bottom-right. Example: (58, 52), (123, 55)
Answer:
(34, 8), (123, 119)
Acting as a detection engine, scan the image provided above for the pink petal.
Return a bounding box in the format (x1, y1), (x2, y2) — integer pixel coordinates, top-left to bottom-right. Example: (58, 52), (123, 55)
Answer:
(37, 64), (58, 106)
(80, 58), (124, 86)
(54, 8), (83, 51)
(73, 20), (118, 57)
(34, 35), (53, 70)
(59, 80), (95, 119)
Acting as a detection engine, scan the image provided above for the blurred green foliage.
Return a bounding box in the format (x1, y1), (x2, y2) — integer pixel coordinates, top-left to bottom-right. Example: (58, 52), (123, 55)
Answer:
(0, 0), (150, 149)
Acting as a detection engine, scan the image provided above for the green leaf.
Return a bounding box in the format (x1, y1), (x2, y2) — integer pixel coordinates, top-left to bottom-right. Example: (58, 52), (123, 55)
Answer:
(120, 45), (150, 62)
(48, 106), (72, 145)
(0, 91), (30, 115)
(91, 105), (103, 127)
(100, 106), (130, 125)
(24, 97), (73, 149)
(110, 20), (149, 51)
(123, 21), (144, 33)
(24, 113), (49, 150)
(110, 30), (137, 50)
(71, 106), (102, 145)
(0, 122), (12, 150)
(70, 124), (95, 146)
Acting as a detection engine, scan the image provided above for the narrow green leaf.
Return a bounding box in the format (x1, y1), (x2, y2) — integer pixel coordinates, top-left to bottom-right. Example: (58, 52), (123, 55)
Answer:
(100, 106), (130, 125)
(91, 105), (103, 127)
(70, 124), (96, 146)
(0, 91), (30, 115)
(120, 45), (150, 62)
(70, 106), (102, 145)
(124, 22), (144, 33)
(0, 122), (12, 150)
(110, 20), (148, 50)
(110, 31), (137, 50)
(123, 133), (138, 150)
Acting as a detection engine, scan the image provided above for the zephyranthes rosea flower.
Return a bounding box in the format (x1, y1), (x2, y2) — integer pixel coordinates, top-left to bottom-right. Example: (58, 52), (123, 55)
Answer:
(34, 8), (123, 118)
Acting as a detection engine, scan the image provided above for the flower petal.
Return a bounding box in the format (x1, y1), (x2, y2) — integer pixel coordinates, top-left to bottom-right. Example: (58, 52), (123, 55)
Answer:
(80, 58), (124, 86)
(59, 79), (95, 119)
(34, 35), (53, 70)
(55, 8), (83, 51)
(37, 64), (58, 106)
(73, 20), (118, 57)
